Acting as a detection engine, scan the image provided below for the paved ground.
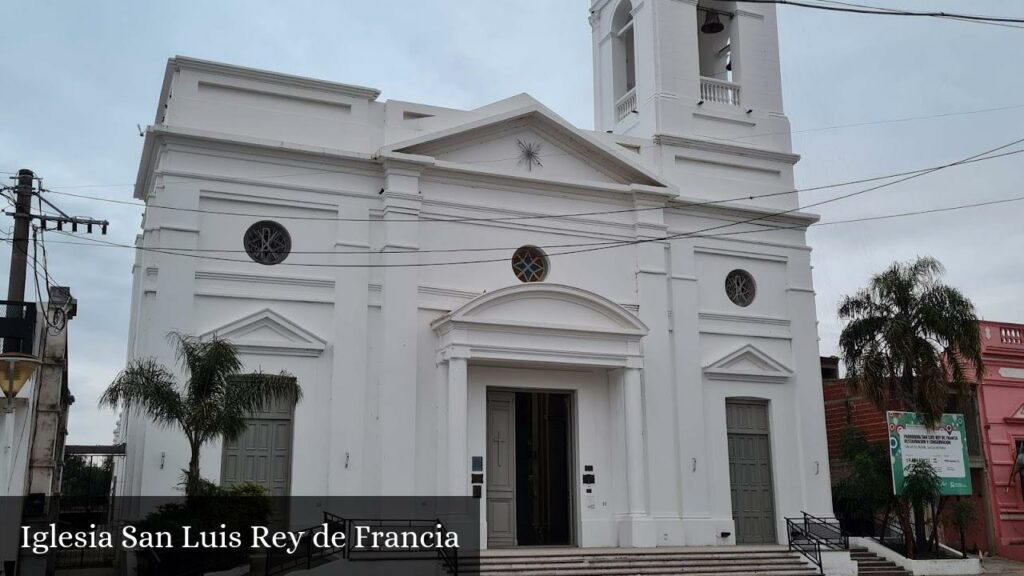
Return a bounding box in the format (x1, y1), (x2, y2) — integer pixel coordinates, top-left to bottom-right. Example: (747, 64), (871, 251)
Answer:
(981, 556), (1024, 574)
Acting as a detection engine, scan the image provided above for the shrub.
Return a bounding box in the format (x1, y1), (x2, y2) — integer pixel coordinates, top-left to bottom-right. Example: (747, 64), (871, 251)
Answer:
(133, 481), (272, 575)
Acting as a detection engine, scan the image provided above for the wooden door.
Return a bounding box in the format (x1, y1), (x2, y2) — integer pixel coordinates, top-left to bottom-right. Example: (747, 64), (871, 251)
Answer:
(487, 391), (516, 548)
(726, 399), (777, 544)
(221, 399), (293, 497)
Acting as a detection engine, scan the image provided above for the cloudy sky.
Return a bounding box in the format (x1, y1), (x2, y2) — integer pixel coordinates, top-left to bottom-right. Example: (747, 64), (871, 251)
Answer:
(2, 1), (1022, 444)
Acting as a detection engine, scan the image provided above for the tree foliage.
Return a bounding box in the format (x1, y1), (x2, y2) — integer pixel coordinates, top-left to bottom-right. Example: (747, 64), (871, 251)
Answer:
(62, 455), (113, 499)
(901, 460), (942, 511)
(100, 333), (301, 495)
(833, 426), (896, 526)
(838, 256), (984, 426)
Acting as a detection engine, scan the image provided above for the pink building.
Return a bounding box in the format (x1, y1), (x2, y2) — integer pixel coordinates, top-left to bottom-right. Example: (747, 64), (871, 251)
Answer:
(978, 321), (1024, 560)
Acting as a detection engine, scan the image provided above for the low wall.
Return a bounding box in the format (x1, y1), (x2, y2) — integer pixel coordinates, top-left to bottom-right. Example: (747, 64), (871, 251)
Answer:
(821, 549), (857, 576)
(850, 537), (981, 575)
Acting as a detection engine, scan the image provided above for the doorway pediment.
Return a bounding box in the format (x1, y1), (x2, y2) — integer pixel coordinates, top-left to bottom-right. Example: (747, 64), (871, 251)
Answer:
(703, 344), (793, 384)
(200, 308), (326, 357)
(432, 283), (647, 368)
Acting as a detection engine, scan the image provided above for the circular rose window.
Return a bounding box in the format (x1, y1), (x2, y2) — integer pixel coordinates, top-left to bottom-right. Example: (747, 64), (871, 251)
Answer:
(725, 269), (756, 307)
(244, 220), (292, 265)
(511, 246), (549, 283)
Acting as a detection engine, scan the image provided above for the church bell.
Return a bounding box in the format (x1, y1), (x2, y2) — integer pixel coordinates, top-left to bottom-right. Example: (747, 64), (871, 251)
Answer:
(701, 10), (725, 34)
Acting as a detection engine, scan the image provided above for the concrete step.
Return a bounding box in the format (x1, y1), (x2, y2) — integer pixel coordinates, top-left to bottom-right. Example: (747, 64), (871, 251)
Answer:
(461, 547), (819, 576)
(479, 552), (801, 561)
(473, 557), (815, 569)
(848, 546), (912, 576)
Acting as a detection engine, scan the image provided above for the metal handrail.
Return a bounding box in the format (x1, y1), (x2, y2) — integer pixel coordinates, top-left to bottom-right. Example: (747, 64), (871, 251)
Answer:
(435, 517), (459, 576)
(786, 518), (823, 575)
(0, 300), (37, 355)
(263, 513), (347, 576)
(801, 511), (849, 550)
(345, 517), (460, 575)
(872, 511), (907, 551)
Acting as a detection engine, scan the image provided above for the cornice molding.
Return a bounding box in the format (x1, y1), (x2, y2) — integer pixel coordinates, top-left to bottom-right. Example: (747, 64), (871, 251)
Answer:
(195, 269), (334, 289)
(170, 56), (381, 100)
(735, 9), (765, 19)
(699, 312), (790, 327)
(654, 133), (801, 165)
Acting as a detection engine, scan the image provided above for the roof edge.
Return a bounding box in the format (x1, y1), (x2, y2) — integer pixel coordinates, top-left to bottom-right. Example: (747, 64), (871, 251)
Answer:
(169, 56), (382, 101)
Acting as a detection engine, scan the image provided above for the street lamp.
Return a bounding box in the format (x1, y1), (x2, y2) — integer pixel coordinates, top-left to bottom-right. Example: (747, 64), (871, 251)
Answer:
(1, 352), (39, 409)
(1, 352), (39, 495)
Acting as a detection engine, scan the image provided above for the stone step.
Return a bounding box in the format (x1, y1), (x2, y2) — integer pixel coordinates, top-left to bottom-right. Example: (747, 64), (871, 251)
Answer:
(848, 546), (912, 576)
(473, 560), (811, 573)
(460, 547), (818, 576)
(468, 565), (815, 573)
(478, 554), (804, 565)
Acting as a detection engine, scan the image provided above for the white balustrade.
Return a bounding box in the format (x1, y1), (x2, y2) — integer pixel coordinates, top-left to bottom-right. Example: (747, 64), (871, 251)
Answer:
(1001, 326), (1023, 346)
(700, 77), (741, 107)
(615, 88), (637, 123)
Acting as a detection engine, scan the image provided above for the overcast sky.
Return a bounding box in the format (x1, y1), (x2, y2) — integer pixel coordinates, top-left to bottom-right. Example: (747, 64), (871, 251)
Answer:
(2, 1), (1022, 445)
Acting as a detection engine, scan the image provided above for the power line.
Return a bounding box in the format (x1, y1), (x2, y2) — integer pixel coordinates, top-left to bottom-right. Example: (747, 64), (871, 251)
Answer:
(39, 99), (1024, 193)
(712, 102), (1024, 143)
(39, 147), (1024, 225)
(734, 0), (1024, 24)
(814, 0), (1024, 29)
(35, 192), (1024, 257)
(33, 134), (1024, 268)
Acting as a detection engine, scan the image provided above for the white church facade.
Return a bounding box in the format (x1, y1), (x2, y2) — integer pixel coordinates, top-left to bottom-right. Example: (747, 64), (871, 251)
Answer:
(118, 0), (835, 549)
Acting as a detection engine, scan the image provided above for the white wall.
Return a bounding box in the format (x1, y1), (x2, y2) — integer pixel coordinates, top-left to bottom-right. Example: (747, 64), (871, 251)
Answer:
(120, 53), (833, 549)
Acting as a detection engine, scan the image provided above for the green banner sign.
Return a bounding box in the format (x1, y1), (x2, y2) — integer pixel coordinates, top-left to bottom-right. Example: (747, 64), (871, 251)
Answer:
(887, 411), (972, 496)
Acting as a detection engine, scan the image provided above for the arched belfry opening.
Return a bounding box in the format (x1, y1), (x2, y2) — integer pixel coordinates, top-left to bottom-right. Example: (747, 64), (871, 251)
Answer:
(611, 0), (637, 122)
(696, 1), (737, 82)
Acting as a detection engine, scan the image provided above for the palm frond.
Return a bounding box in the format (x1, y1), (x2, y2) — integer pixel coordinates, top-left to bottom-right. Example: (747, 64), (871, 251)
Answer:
(100, 358), (184, 427)
(219, 372), (301, 441)
(837, 256), (984, 423)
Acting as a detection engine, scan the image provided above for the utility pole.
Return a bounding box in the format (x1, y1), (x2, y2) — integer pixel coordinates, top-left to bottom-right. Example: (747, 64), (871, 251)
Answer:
(1, 169), (108, 354)
(3, 169), (34, 354)
(6, 169), (33, 304)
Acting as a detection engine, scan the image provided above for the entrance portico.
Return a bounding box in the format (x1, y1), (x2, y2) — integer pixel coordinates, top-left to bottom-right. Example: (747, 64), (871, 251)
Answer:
(431, 283), (654, 548)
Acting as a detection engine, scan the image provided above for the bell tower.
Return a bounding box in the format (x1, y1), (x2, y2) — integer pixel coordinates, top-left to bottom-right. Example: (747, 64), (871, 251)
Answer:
(591, 0), (792, 153)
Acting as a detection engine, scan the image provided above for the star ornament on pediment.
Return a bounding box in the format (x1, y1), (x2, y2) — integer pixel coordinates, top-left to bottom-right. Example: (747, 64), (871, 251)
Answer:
(516, 139), (543, 171)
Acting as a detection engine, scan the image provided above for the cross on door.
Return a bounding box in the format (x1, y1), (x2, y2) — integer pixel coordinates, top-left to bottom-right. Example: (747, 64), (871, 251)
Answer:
(492, 430), (507, 466)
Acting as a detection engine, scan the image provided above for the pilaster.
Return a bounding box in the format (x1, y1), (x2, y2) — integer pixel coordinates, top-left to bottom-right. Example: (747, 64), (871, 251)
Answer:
(632, 195), (681, 524)
(446, 357), (469, 496)
(378, 159), (422, 495)
(618, 366), (657, 547)
(669, 239), (713, 520)
(328, 204), (370, 495)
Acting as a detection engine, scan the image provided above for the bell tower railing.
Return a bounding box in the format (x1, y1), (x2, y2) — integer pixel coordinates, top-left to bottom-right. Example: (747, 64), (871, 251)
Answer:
(700, 77), (741, 106)
(615, 87), (637, 123)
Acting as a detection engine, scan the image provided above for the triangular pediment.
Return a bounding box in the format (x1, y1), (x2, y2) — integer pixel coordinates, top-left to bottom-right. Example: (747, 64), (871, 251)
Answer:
(384, 100), (668, 188)
(200, 308), (326, 357)
(1007, 403), (1024, 423)
(703, 344), (793, 384)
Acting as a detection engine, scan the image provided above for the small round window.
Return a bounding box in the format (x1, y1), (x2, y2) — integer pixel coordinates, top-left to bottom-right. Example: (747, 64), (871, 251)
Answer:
(511, 246), (549, 283)
(244, 220), (292, 265)
(725, 269), (756, 307)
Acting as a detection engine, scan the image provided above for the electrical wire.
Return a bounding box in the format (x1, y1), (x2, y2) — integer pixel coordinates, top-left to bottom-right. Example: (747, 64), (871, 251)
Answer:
(34, 191), (1024, 257)
(733, 0), (1024, 24)
(38, 98), (1024, 193)
(32, 133), (1024, 268)
(30, 228), (63, 332)
(710, 102), (1024, 143)
(36, 147), (1024, 226)
(32, 192), (1024, 260)
(813, 0), (1024, 29)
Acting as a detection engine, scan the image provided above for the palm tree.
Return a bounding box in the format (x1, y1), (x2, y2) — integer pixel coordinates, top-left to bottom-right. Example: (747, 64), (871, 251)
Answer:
(101, 333), (301, 495)
(838, 256), (983, 555)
